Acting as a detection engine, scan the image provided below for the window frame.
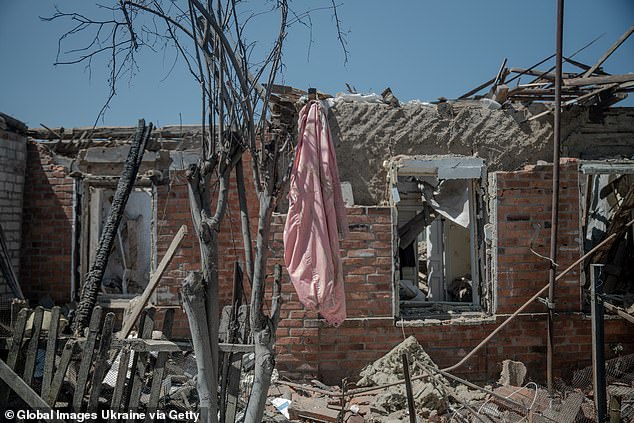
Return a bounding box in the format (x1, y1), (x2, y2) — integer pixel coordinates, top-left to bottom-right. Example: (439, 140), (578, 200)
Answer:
(78, 176), (158, 307)
(386, 156), (487, 319)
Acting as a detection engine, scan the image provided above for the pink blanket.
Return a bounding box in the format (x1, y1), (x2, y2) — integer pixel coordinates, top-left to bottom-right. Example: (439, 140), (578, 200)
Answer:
(283, 101), (349, 326)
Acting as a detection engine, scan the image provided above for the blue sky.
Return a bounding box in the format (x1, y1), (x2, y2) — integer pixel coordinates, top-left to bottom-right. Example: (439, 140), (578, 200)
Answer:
(0, 1), (632, 128)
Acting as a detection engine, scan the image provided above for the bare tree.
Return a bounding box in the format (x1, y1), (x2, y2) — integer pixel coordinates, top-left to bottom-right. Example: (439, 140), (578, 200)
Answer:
(47, 1), (346, 422)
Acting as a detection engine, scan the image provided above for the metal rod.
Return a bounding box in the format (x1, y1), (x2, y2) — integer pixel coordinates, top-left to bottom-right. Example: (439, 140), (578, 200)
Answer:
(547, 0), (564, 395)
(591, 264), (607, 422)
(401, 354), (417, 423)
(442, 217), (634, 373)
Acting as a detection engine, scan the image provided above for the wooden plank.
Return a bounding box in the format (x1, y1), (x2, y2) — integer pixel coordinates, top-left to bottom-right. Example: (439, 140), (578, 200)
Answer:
(119, 225), (187, 340)
(112, 338), (253, 353)
(46, 340), (76, 406)
(603, 301), (634, 324)
(87, 312), (115, 412)
(110, 346), (132, 415)
(119, 310), (148, 413)
(223, 353), (244, 423)
(126, 308), (155, 421)
(0, 359), (63, 423)
(41, 306), (61, 400)
(582, 25), (634, 78)
(0, 307), (28, 399)
(458, 76), (496, 99)
(527, 83), (619, 121)
(564, 73), (634, 87)
(145, 309), (175, 421)
(23, 306), (44, 386)
(72, 306), (103, 412)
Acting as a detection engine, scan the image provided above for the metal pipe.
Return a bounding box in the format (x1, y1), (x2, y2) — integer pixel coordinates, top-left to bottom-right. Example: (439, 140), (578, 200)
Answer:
(591, 264), (607, 421)
(401, 354), (417, 423)
(547, 0), (564, 395)
(442, 217), (634, 373)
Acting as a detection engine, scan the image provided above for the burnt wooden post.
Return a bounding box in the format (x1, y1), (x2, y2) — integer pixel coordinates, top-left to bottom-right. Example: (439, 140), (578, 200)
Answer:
(591, 264), (607, 422)
(73, 119), (153, 334)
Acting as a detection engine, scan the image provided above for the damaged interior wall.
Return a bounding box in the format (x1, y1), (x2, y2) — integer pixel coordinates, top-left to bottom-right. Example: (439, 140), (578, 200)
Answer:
(328, 102), (634, 205)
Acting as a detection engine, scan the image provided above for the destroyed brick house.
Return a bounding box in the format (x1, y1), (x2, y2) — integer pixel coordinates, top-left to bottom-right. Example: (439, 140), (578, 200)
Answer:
(2, 85), (634, 390)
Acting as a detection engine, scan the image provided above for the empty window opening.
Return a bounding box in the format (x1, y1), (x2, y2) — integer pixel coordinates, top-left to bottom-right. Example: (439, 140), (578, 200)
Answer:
(387, 156), (486, 319)
(84, 186), (154, 297)
(580, 162), (634, 313)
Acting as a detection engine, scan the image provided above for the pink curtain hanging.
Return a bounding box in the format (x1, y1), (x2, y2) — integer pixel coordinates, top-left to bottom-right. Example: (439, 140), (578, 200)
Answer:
(283, 101), (349, 326)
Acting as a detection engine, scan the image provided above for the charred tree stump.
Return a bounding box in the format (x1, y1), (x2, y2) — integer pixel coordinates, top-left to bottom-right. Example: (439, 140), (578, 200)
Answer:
(72, 119), (153, 334)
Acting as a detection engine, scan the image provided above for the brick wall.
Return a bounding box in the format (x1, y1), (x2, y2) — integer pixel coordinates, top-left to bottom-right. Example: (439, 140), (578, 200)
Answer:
(0, 129), (27, 302)
(494, 159), (582, 314)
(20, 142), (74, 304)
(18, 145), (634, 385)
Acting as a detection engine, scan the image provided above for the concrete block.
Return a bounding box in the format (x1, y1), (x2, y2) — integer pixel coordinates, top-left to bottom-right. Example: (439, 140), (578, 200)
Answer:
(498, 359), (527, 387)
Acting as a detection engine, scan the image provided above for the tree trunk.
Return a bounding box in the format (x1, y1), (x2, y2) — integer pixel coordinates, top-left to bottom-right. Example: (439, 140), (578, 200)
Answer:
(235, 157), (254, 284)
(182, 272), (217, 423)
(244, 195), (282, 423)
(72, 119), (152, 334)
(186, 161), (231, 423)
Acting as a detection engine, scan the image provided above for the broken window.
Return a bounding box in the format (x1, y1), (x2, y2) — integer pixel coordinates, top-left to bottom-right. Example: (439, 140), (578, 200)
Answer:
(387, 156), (487, 319)
(81, 185), (155, 299)
(580, 161), (634, 314)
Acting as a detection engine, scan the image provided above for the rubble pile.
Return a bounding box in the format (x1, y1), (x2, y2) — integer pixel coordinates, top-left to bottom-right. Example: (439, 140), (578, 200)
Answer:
(266, 336), (489, 423)
(356, 336), (449, 417)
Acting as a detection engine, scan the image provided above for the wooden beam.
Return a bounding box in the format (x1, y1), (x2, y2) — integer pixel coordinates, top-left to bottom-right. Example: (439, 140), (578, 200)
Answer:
(583, 25), (634, 78)
(564, 74), (634, 87)
(0, 359), (63, 423)
(87, 312), (115, 412)
(145, 309), (174, 421)
(118, 225), (187, 339)
(527, 83), (619, 121)
(563, 56), (609, 75)
(46, 340), (76, 406)
(509, 67), (576, 80)
(23, 306), (44, 386)
(458, 77), (496, 99)
(73, 307), (103, 411)
(603, 301), (634, 324)
(41, 307), (61, 400)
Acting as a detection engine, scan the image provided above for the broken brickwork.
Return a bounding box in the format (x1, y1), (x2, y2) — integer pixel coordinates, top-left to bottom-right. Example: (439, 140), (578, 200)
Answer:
(11, 103), (634, 385)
